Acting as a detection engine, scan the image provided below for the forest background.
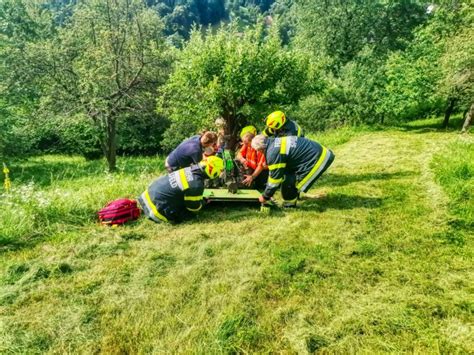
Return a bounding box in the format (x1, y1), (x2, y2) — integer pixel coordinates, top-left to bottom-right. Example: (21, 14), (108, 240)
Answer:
(0, 0), (472, 171)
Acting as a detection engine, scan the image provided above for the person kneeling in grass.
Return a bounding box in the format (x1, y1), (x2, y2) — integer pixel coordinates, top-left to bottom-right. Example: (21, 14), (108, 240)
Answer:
(138, 156), (224, 223)
(236, 125), (268, 190)
(251, 135), (334, 207)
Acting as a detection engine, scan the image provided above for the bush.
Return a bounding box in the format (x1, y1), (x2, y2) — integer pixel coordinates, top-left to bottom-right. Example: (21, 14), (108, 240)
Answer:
(0, 114), (36, 159)
(293, 52), (387, 129)
(9, 114), (169, 159)
(117, 113), (170, 156)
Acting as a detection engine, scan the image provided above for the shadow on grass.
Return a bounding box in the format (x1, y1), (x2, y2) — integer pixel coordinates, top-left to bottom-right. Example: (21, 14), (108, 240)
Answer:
(318, 171), (415, 187)
(299, 193), (384, 212)
(0, 229), (50, 253)
(198, 201), (278, 223)
(398, 117), (464, 134)
(196, 193), (383, 221)
(0, 206), (99, 254)
(0, 237), (28, 253)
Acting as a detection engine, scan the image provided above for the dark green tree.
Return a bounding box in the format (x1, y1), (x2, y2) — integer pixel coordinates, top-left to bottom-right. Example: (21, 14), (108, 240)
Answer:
(290, 0), (430, 127)
(1, 0), (172, 171)
(157, 22), (314, 151)
(295, 0), (428, 72)
(382, 2), (473, 126)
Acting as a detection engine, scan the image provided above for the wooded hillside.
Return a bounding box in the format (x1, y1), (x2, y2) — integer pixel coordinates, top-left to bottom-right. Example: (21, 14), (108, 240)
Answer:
(1, 0), (472, 170)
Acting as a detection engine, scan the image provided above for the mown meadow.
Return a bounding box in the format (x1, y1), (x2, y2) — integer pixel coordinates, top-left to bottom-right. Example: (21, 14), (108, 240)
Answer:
(1, 119), (472, 353)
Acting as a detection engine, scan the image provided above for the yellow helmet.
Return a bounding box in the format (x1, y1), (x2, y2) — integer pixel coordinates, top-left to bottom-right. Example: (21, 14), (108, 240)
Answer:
(240, 125), (257, 139)
(266, 111), (286, 130)
(202, 156), (224, 179)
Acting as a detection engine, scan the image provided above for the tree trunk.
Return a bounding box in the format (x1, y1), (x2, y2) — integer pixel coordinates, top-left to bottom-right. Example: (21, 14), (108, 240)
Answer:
(222, 111), (239, 152)
(462, 107), (468, 120)
(91, 114), (117, 172)
(105, 117), (117, 172)
(461, 103), (474, 133)
(442, 97), (456, 128)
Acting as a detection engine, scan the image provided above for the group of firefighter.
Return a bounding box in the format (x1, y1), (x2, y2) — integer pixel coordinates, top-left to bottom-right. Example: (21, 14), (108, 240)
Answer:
(138, 111), (335, 224)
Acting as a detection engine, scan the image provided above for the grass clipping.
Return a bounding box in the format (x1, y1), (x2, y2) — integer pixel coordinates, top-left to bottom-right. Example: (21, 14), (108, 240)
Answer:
(0, 123), (473, 353)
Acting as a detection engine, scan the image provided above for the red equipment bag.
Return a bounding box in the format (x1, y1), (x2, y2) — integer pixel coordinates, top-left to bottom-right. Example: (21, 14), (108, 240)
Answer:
(98, 198), (141, 225)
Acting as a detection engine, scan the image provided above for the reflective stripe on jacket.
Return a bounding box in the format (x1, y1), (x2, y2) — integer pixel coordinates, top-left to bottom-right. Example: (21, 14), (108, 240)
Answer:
(263, 136), (332, 199)
(139, 164), (205, 222)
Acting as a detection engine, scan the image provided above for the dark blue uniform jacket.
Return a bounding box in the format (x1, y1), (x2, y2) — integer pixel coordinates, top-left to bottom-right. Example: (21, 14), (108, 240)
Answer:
(263, 136), (333, 199)
(139, 164), (205, 223)
(166, 135), (203, 170)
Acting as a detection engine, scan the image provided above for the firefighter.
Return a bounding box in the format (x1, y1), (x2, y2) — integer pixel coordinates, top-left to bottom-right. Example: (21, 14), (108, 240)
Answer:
(236, 125), (268, 189)
(262, 111), (304, 138)
(138, 156), (224, 223)
(165, 131), (218, 172)
(251, 134), (334, 207)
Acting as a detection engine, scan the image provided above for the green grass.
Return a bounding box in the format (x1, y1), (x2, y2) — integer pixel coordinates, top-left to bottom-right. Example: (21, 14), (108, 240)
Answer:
(431, 137), (474, 246)
(0, 123), (473, 353)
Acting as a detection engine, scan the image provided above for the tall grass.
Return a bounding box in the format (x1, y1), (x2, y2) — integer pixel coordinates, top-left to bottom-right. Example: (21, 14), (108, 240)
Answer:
(431, 138), (474, 246)
(0, 155), (164, 249)
(0, 125), (472, 353)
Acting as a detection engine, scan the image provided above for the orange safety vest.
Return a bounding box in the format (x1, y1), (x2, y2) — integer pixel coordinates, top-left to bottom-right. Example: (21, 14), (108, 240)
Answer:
(240, 144), (267, 170)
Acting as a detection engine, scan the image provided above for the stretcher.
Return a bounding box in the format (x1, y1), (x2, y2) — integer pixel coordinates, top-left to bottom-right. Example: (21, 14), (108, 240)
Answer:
(203, 188), (261, 202)
(203, 149), (278, 212)
(203, 187), (276, 214)
(202, 148), (263, 203)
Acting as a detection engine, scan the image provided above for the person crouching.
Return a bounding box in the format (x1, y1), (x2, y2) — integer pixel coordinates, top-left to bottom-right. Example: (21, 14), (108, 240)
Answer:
(251, 135), (334, 207)
(165, 131), (218, 172)
(138, 156), (224, 223)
